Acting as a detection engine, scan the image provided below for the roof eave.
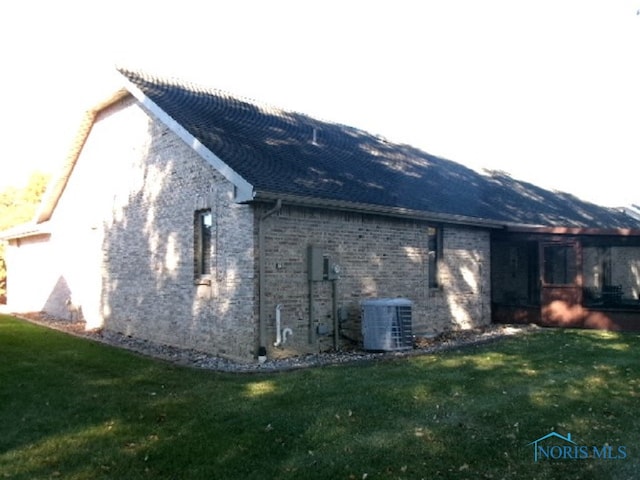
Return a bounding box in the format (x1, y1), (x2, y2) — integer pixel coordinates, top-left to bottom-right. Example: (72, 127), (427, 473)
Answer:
(251, 190), (506, 229)
(0, 221), (51, 241)
(504, 225), (640, 236)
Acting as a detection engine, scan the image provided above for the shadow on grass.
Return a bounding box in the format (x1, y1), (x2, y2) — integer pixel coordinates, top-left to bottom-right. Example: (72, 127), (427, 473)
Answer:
(2, 316), (640, 479)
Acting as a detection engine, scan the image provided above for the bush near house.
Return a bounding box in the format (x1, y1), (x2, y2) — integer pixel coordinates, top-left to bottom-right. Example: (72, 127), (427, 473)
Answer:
(0, 171), (49, 303)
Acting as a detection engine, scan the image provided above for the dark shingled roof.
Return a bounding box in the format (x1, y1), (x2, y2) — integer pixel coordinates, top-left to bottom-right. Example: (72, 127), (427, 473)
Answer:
(119, 68), (639, 229)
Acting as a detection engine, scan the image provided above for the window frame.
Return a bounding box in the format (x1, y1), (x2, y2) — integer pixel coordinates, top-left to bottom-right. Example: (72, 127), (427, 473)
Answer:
(428, 226), (442, 289)
(194, 209), (213, 283)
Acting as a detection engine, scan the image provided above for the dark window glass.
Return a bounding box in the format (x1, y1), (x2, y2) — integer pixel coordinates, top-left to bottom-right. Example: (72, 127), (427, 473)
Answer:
(194, 210), (212, 277)
(428, 227), (440, 288)
(543, 244), (576, 285)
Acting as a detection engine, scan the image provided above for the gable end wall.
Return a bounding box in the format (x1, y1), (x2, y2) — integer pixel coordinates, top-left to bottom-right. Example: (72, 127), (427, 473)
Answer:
(33, 97), (257, 362)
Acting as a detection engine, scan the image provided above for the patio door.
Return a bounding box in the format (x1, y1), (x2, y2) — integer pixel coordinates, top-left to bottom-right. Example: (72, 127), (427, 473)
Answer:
(540, 241), (582, 324)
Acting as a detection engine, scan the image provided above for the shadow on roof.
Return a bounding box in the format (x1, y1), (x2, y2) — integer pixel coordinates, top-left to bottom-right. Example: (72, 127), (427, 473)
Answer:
(121, 69), (637, 229)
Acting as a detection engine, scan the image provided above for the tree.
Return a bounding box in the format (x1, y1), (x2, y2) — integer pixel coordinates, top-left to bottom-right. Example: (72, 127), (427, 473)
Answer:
(0, 171), (50, 303)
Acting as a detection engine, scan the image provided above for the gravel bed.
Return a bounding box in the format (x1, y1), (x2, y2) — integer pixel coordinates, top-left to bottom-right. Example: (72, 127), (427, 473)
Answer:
(8, 311), (537, 373)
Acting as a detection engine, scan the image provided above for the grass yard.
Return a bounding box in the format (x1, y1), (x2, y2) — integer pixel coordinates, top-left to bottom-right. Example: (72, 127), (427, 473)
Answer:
(1, 315), (640, 479)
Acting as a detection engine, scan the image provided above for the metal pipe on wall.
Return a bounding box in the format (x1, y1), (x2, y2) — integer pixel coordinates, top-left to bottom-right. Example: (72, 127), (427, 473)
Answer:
(258, 199), (282, 361)
(332, 279), (339, 350)
(308, 279), (316, 346)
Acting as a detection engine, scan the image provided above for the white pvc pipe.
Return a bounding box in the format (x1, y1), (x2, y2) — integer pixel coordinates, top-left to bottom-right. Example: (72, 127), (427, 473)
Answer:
(274, 305), (294, 346)
(282, 328), (293, 344)
(274, 304), (283, 346)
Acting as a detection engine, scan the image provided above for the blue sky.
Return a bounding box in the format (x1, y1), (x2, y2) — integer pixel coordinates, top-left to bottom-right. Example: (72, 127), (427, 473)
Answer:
(1, 0), (638, 207)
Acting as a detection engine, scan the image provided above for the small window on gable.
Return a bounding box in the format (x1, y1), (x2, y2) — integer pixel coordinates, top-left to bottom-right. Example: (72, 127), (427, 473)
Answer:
(428, 226), (441, 288)
(194, 209), (212, 278)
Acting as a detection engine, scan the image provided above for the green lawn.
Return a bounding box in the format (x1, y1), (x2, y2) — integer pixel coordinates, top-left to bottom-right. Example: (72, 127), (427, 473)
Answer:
(1, 315), (639, 479)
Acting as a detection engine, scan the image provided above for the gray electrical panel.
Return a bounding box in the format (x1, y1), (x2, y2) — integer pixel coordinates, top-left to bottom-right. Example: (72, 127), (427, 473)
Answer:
(308, 245), (325, 281)
(308, 245), (340, 281)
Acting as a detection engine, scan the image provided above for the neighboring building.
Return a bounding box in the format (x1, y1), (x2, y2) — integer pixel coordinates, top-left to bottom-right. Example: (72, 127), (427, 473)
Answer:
(2, 68), (640, 362)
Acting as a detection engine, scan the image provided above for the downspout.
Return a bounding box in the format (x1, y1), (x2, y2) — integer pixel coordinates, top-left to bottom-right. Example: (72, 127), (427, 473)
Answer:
(332, 279), (339, 350)
(258, 199), (282, 362)
(308, 278), (315, 346)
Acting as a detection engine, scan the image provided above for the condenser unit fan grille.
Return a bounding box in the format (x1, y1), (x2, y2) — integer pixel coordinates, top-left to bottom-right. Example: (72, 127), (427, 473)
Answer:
(361, 298), (413, 351)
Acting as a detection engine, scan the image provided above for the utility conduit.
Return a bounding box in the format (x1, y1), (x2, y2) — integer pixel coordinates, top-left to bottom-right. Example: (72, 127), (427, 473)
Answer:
(258, 199), (282, 362)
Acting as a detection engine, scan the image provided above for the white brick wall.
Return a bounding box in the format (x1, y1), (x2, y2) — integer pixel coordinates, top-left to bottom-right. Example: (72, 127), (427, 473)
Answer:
(8, 96), (257, 362)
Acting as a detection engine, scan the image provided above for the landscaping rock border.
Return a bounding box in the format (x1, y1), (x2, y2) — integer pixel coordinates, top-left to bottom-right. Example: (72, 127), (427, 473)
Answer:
(7, 310), (538, 373)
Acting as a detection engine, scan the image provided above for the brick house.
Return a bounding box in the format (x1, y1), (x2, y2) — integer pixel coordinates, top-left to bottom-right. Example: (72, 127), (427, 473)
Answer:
(2, 68), (640, 362)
